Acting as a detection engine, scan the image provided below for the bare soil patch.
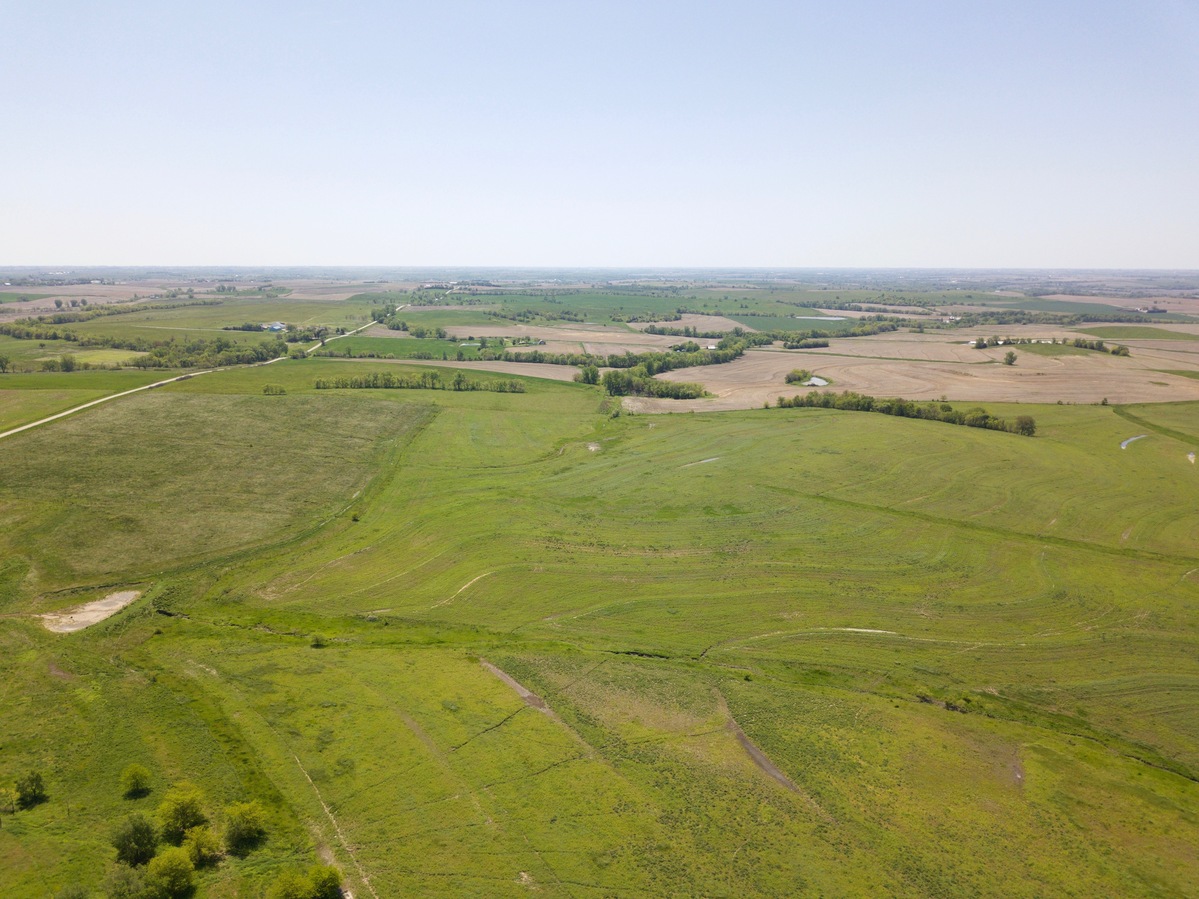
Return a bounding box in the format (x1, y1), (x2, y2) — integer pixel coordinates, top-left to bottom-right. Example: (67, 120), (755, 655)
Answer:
(41, 590), (142, 633)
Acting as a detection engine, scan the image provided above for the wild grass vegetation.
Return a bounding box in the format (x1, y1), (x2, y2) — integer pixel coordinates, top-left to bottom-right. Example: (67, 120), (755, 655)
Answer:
(1, 285), (1198, 896)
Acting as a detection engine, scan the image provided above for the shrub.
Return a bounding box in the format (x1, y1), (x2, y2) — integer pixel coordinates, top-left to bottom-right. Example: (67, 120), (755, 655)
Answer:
(224, 800), (267, 855)
(157, 783), (207, 845)
(15, 770), (47, 809)
(182, 825), (222, 868)
(54, 886), (90, 899)
(263, 384), (287, 395)
(120, 764), (152, 799)
(112, 813), (158, 866)
(266, 866), (343, 899)
(100, 866), (145, 899)
(143, 847), (194, 899)
(308, 865), (343, 899)
(266, 871), (313, 899)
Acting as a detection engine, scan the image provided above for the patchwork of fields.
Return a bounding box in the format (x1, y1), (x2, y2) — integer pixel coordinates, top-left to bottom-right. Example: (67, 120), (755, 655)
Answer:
(1, 282), (1198, 897)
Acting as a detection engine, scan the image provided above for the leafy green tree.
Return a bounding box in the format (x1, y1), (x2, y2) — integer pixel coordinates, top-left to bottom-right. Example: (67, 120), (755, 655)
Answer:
(53, 885), (90, 899)
(1015, 415), (1037, 437)
(1003, 351), (1017, 365)
(157, 782), (207, 845)
(112, 813), (158, 865)
(224, 800), (267, 855)
(15, 770), (47, 809)
(143, 847), (194, 898)
(0, 355), (10, 373)
(266, 871), (312, 899)
(60, 354), (78, 372)
(182, 825), (222, 868)
(120, 764), (152, 799)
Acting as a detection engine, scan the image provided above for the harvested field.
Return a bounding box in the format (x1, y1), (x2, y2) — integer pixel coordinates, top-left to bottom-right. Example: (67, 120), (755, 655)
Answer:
(627, 344), (1199, 412)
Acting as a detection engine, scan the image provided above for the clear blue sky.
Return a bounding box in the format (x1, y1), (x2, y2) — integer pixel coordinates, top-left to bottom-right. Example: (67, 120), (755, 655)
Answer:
(3, 1), (1197, 267)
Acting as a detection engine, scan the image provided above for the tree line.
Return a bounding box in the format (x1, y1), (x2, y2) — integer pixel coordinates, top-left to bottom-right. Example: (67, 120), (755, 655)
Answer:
(774, 390), (1036, 436)
(314, 371), (526, 392)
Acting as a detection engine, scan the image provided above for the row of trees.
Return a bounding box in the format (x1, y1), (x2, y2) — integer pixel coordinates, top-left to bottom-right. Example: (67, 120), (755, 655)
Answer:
(774, 390), (1037, 436)
(974, 335), (1131, 356)
(314, 371), (526, 392)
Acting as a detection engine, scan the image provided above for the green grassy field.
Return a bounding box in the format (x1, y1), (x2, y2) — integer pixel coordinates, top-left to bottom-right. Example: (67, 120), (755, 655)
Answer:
(1, 295), (1198, 896)
(1080, 325), (1199, 341)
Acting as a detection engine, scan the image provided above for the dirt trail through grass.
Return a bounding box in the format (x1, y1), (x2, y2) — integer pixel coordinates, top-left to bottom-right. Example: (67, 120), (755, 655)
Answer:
(716, 692), (831, 819)
(291, 752), (379, 899)
(481, 660), (552, 713)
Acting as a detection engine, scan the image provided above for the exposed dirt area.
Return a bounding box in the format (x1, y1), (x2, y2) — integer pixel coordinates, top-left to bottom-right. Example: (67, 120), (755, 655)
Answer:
(41, 590), (142, 632)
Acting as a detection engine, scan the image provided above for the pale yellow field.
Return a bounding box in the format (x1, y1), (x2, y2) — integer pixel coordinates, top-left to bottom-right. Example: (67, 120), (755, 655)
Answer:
(628, 333), (1199, 412)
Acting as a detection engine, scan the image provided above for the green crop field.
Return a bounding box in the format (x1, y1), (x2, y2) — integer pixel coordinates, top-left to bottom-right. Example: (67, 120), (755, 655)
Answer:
(1, 288), (1198, 898)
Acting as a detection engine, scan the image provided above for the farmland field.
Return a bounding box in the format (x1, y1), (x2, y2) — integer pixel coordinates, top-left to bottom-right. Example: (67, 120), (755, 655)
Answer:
(1, 278), (1198, 897)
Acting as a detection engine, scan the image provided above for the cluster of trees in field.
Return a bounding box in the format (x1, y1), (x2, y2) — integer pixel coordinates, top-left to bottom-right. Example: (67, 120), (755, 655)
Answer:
(24, 763), (345, 899)
(315, 371), (526, 392)
(0, 326), (287, 370)
(781, 337), (830, 349)
(596, 369), (706, 398)
(784, 369), (815, 384)
(774, 390), (1037, 436)
(129, 337), (288, 369)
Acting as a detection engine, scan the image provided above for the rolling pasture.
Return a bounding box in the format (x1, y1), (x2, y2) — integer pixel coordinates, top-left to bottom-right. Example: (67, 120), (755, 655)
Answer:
(0, 285), (1198, 897)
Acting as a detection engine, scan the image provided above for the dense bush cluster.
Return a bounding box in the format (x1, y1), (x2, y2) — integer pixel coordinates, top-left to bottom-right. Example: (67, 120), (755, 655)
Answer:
(599, 370), (705, 398)
(315, 371), (526, 392)
(775, 390), (1036, 436)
